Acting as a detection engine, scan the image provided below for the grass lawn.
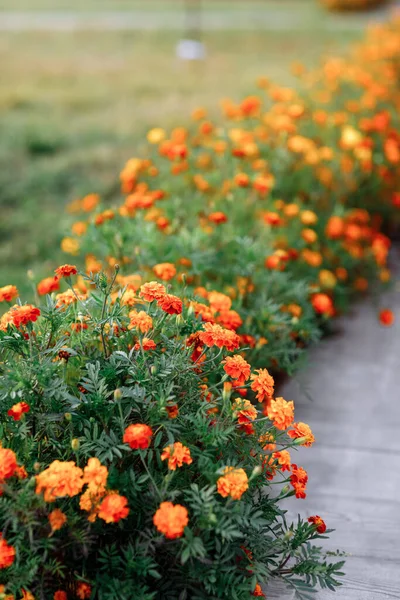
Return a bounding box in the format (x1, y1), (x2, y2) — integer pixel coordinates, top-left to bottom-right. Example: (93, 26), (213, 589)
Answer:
(0, 23), (361, 295)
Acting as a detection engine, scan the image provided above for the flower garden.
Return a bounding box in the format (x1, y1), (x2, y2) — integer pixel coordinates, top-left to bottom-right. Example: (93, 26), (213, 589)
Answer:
(0, 11), (399, 600)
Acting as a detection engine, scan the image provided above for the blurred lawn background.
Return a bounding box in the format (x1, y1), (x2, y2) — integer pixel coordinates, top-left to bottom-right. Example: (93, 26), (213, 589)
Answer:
(0, 0), (368, 294)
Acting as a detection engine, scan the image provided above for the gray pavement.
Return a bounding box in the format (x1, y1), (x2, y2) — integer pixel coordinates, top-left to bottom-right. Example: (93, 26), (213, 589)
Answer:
(278, 245), (400, 599)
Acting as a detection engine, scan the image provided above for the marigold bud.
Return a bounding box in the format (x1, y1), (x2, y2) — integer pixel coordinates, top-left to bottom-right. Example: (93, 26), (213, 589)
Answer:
(64, 412), (72, 421)
(71, 438), (80, 451)
(114, 388), (122, 401)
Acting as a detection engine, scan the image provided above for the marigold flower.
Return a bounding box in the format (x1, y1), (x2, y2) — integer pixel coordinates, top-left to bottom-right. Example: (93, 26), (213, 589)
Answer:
(290, 464), (308, 499)
(161, 442), (193, 470)
(223, 355), (251, 384)
(0, 285), (19, 303)
(48, 508), (67, 532)
(98, 493), (130, 523)
(76, 582), (91, 600)
(232, 398), (257, 425)
(0, 537), (15, 569)
(9, 305), (40, 328)
(250, 369), (275, 404)
(54, 592), (68, 600)
(83, 457), (108, 492)
(199, 322), (240, 351)
(153, 262), (176, 281)
(308, 515), (327, 534)
(166, 404), (179, 419)
(267, 397), (294, 430)
(252, 583), (265, 597)
(379, 308), (394, 326)
(311, 293), (334, 316)
(157, 294), (183, 315)
(217, 466), (249, 500)
(288, 422), (315, 446)
(37, 276), (60, 296)
(36, 460), (84, 502)
(55, 289), (86, 309)
(208, 211), (228, 224)
(217, 309), (243, 331)
(273, 450), (291, 472)
(0, 448), (18, 481)
(128, 310), (153, 333)
(208, 291), (232, 312)
(123, 423), (153, 450)
(7, 401), (30, 421)
(153, 502), (189, 539)
(139, 281), (166, 302)
(55, 264), (78, 278)
(134, 337), (157, 351)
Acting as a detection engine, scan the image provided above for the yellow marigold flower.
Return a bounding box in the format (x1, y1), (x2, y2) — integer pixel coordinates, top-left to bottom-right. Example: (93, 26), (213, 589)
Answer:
(217, 466), (249, 500)
(147, 128), (166, 144)
(61, 237), (80, 255)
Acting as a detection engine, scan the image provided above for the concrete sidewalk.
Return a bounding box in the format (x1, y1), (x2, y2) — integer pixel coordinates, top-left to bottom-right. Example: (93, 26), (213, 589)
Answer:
(279, 246), (400, 599)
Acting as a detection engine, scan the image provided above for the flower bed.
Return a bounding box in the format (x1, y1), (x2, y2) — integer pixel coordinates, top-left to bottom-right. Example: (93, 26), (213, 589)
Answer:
(1, 16), (400, 600)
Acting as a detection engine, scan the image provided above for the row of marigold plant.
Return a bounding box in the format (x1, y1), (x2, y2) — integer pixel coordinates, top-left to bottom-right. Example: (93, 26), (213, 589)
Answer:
(1, 14), (400, 600)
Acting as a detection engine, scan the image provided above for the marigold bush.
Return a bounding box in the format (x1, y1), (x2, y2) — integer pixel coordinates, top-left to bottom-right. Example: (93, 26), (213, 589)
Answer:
(61, 20), (399, 373)
(0, 271), (345, 598)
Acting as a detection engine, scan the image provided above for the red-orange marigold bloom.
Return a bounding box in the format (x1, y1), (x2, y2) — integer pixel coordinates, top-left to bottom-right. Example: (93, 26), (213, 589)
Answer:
(290, 464), (308, 499)
(232, 398), (257, 424)
(208, 211), (228, 224)
(153, 262), (176, 281)
(161, 442), (193, 470)
(35, 460), (84, 502)
(98, 493), (130, 523)
(134, 338), (157, 351)
(273, 450), (291, 472)
(199, 323), (240, 351)
(0, 448), (18, 481)
(379, 308), (394, 327)
(37, 276), (60, 296)
(250, 369), (275, 404)
(153, 502), (189, 539)
(10, 305), (40, 328)
(311, 293), (334, 317)
(208, 291), (232, 312)
(139, 281), (166, 302)
(217, 309), (243, 331)
(223, 355), (251, 384)
(287, 422), (315, 447)
(0, 537), (15, 569)
(55, 264), (78, 278)
(308, 515), (327, 534)
(7, 401), (30, 421)
(217, 467), (249, 500)
(128, 310), (153, 333)
(267, 397), (294, 431)
(123, 423), (153, 450)
(54, 591), (68, 600)
(48, 508), (67, 532)
(157, 294), (183, 315)
(0, 285), (19, 303)
(76, 582), (91, 600)
(166, 404), (179, 419)
(252, 583), (265, 597)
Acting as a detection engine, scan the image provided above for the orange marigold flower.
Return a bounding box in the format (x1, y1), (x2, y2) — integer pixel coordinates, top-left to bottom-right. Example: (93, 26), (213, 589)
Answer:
(128, 310), (153, 333)
(36, 460), (84, 502)
(252, 583), (265, 597)
(223, 355), (251, 385)
(208, 291), (232, 312)
(308, 515), (327, 534)
(54, 592), (68, 600)
(153, 501), (189, 539)
(217, 309), (243, 331)
(199, 322), (240, 351)
(76, 582), (91, 600)
(123, 423), (153, 450)
(37, 276), (60, 296)
(134, 338), (157, 351)
(287, 422), (315, 447)
(267, 397), (294, 430)
(379, 308), (394, 327)
(232, 398), (257, 424)
(79, 487), (105, 522)
(166, 404), (179, 419)
(0, 536), (15, 569)
(0, 448), (18, 481)
(22, 589), (35, 600)
(98, 493), (130, 523)
(55, 289), (85, 309)
(55, 264), (78, 278)
(15, 465), (28, 480)
(48, 508), (67, 532)
(311, 293), (334, 317)
(7, 401), (30, 421)
(0, 285), (19, 303)
(290, 464), (308, 499)
(157, 294), (183, 315)
(217, 466), (249, 500)
(161, 442), (193, 471)
(9, 305), (40, 328)
(83, 457), (108, 492)
(208, 211), (228, 224)
(139, 281), (166, 302)
(153, 262), (176, 281)
(250, 369), (275, 404)
(273, 450), (291, 472)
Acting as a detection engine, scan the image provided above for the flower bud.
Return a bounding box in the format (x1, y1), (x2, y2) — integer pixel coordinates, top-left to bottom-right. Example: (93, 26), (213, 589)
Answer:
(222, 381), (232, 401)
(64, 412), (72, 421)
(33, 462), (41, 472)
(250, 465), (263, 480)
(71, 438), (80, 451)
(114, 388), (122, 401)
(292, 436), (308, 446)
(150, 365), (157, 375)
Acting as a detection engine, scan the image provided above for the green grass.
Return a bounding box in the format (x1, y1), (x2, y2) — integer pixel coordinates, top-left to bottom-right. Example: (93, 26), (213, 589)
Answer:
(0, 25), (361, 295)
